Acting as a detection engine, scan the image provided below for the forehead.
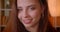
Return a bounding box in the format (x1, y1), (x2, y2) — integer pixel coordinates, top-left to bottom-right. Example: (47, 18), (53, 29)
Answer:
(17, 0), (39, 3)
(17, 0), (40, 7)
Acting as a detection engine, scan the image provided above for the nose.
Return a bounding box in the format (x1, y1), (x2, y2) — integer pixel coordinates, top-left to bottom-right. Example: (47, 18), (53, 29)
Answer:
(23, 11), (29, 18)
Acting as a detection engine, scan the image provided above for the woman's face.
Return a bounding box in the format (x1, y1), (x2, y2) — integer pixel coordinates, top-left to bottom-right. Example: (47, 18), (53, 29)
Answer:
(17, 0), (42, 27)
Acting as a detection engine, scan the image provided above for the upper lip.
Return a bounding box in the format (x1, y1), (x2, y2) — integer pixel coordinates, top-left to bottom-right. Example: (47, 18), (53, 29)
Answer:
(23, 18), (32, 21)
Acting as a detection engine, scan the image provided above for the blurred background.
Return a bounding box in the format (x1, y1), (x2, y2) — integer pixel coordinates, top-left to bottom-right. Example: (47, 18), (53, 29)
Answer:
(0, 0), (60, 32)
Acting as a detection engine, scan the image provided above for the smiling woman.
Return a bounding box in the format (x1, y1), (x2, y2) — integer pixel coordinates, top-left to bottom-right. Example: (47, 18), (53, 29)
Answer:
(2, 0), (58, 32)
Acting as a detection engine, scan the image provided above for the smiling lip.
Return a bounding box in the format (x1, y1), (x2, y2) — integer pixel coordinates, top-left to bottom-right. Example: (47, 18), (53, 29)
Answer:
(23, 19), (32, 24)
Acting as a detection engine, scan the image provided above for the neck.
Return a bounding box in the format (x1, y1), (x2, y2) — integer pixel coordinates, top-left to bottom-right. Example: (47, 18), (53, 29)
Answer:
(26, 23), (39, 32)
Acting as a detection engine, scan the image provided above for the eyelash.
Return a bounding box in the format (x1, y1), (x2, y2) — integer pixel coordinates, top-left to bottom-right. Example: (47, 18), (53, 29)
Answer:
(17, 9), (23, 12)
(29, 7), (36, 10)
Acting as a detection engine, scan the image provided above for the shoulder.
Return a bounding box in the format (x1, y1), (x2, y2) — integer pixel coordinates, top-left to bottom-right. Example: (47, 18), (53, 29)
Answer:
(46, 22), (58, 32)
(46, 26), (58, 32)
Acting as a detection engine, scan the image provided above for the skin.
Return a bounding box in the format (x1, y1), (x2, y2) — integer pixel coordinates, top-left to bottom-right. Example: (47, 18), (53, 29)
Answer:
(17, 0), (43, 32)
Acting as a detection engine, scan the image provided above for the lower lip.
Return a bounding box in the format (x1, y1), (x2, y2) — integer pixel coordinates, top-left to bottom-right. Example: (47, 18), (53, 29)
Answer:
(23, 20), (32, 24)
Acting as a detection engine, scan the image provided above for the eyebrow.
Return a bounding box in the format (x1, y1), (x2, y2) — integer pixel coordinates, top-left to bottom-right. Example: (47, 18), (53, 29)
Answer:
(27, 5), (36, 8)
(17, 7), (22, 9)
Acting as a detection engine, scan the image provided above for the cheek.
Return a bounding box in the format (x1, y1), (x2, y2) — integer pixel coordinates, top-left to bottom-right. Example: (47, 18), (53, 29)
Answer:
(29, 10), (41, 19)
(29, 10), (41, 23)
(18, 13), (22, 20)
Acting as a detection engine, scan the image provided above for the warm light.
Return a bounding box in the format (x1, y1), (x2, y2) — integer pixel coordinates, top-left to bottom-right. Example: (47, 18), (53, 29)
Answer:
(47, 0), (60, 17)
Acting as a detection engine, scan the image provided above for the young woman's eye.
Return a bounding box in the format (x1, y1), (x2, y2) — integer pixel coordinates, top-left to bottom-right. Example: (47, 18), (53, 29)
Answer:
(17, 8), (23, 12)
(30, 7), (36, 10)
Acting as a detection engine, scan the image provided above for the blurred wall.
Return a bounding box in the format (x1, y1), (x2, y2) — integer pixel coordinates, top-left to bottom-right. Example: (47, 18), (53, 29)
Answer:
(47, 0), (60, 27)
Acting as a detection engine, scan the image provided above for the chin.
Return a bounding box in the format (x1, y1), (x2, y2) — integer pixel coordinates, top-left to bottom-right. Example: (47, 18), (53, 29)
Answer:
(23, 23), (33, 27)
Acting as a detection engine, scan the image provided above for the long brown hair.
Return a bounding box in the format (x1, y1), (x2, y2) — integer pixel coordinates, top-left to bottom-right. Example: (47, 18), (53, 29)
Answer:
(3, 0), (50, 32)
